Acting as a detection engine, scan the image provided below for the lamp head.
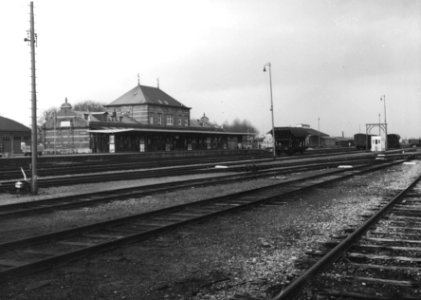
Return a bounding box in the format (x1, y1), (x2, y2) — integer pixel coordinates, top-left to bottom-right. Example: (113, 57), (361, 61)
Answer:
(263, 66), (266, 72)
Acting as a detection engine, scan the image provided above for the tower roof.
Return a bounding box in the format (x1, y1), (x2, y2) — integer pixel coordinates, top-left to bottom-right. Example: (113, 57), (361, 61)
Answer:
(106, 84), (190, 109)
(60, 97), (72, 111)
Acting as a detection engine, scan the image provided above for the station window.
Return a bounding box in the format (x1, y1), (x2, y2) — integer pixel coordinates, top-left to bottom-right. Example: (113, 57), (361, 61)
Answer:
(166, 115), (173, 126)
(60, 120), (71, 127)
(184, 118), (189, 127)
(158, 114), (162, 125)
(178, 117), (182, 126)
(2, 136), (10, 141)
(149, 114), (154, 125)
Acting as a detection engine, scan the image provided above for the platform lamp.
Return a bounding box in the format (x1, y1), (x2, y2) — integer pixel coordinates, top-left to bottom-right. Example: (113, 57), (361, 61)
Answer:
(263, 62), (276, 160)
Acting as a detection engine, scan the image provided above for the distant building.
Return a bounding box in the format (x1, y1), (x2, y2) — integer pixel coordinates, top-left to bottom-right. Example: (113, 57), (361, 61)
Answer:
(190, 113), (216, 128)
(269, 125), (335, 149)
(42, 98), (109, 154)
(0, 115), (31, 156)
(104, 84), (191, 127)
(304, 127), (332, 148)
(42, 84), (250, 154)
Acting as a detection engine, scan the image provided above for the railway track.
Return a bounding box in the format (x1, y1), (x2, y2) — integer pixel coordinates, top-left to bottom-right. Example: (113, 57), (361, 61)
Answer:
(0, 148), (361, 177)
(0, 161), (372, 220)
(273, 163), (421, 300)
(0, 148), (369, 181)
(0, 159), (405, 281)
(0, 155), (270, 181)
(0, 159), (270, 192)
(0, 152), (385, 192)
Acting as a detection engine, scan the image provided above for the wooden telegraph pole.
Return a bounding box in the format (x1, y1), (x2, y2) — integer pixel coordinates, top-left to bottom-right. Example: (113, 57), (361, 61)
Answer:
(25, 1), (38, 194)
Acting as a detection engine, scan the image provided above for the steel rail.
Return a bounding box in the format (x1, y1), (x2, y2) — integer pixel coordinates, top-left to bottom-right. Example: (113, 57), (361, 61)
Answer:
(0, 153), (381, 192)
(0, 160), (405, 281)
(0, 148), (371, 181)
(0, 148), (362, 173)
(0, 161), (366, 219)
(0, 154), (273, 179)
(272, 163), (421, 300)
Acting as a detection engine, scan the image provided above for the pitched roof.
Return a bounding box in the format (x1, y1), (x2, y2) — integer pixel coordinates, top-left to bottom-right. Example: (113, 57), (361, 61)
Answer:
(106, 84), (190, 109)
(302, 127), (329, 137)
(271, 127), (310, 137)
(0, 116), (30, 133)
(269, 126), (329, 137)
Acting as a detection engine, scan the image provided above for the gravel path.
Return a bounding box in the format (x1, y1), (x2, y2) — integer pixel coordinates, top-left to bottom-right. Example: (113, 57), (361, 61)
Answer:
(0, 161), (420, 300)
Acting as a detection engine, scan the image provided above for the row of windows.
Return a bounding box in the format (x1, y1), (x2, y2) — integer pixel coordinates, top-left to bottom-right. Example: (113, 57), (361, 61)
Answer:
(1, 136), (30, 141)
(149, 114), (189, 127)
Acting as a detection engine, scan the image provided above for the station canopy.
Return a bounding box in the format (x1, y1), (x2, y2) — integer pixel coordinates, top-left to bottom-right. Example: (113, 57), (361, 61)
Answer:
(87, 126), (251, 136)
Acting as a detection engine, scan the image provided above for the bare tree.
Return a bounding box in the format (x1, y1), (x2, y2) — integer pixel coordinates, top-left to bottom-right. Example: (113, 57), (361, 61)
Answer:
(223, 118), (259, 134)
(38, 107), (59, 125)
(73, 100), (106, 112)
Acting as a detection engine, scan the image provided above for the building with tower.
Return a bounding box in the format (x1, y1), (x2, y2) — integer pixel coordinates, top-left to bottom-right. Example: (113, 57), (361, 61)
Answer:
(41, 83), (249, 154)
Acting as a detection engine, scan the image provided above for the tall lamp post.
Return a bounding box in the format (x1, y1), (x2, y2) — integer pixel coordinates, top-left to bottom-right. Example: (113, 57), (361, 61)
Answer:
(263, 62), (276, 159)
(381, 95), (388, 151)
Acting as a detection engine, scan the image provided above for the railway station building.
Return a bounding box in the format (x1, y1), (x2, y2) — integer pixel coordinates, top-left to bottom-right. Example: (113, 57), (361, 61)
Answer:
(0, 116), (31, 156)
(42, 84), (249, 154)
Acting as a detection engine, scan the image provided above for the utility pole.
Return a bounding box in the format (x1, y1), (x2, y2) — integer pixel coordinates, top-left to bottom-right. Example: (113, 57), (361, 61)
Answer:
(25, 1), (38, 194)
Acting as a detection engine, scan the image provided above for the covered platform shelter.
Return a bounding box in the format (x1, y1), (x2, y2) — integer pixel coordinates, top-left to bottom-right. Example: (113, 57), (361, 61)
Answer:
(88, 122), (248, 153)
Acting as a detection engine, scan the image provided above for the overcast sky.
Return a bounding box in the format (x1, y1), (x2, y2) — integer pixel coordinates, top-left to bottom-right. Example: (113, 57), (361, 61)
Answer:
(1, 0), (420, 138)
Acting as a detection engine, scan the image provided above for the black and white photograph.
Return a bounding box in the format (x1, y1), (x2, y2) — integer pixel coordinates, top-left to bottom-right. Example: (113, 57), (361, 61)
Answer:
(0, 0), (421, 299)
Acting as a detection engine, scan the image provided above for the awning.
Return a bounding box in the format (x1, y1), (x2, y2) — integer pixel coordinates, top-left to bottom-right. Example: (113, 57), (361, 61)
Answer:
(87, 127), (252, 136)
(87, 128), (133, 134)
(87, 128), (134, 134)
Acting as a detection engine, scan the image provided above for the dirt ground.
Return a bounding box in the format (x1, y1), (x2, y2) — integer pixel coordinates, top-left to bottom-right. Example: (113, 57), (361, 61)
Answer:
(0, 161), (420, 300)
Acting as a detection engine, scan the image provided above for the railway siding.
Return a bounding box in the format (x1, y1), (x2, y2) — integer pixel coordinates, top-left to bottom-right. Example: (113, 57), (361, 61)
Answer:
(275, 162), (421, 299)
(0, 160), (420, 299)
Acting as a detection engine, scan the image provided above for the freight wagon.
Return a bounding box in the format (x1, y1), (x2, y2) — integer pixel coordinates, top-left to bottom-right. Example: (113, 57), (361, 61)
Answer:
(408, 138), (421, 147)
(271, 127), (309, 155)
(354, 133), (375, 150)
(387, 134), (401, 149)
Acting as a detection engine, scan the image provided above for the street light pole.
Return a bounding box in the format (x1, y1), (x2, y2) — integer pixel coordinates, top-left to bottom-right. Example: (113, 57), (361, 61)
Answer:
(381, 95), (388, 151)
(263, 62), (276, 160)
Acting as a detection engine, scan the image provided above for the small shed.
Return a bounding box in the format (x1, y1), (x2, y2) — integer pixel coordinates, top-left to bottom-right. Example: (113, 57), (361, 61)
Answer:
(0, 116), (31, 156)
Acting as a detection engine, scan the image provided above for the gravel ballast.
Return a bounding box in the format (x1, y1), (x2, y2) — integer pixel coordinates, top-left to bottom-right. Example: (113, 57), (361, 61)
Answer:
(0, 161), (420, 300)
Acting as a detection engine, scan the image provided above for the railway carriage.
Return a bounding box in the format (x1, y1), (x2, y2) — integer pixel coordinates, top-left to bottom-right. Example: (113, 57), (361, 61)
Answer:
(271, 127), (309, 155)
(354, 133), (375, 150)
(408, 138), (421, 147)
(387, 134), (401, 149)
